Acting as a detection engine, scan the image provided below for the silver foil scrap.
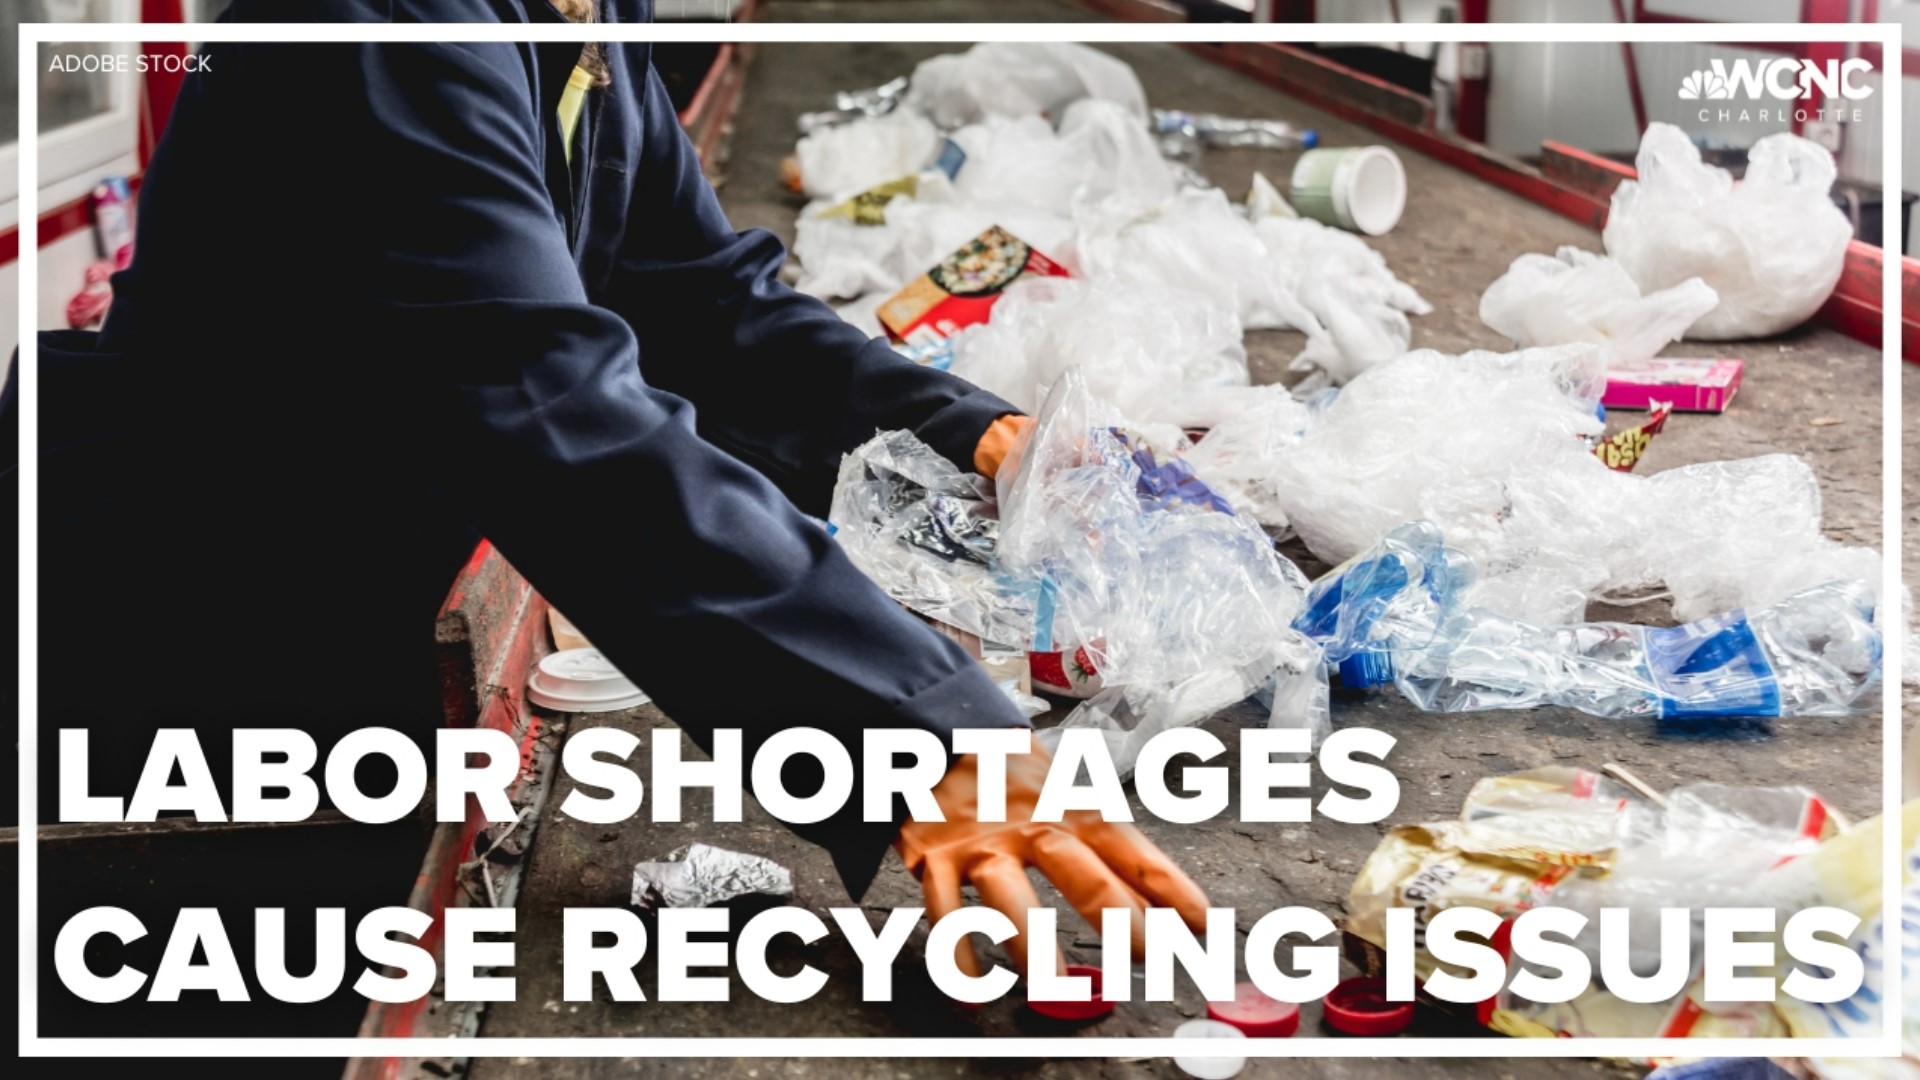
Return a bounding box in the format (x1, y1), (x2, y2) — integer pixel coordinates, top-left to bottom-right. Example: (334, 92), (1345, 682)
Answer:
(629, 842), (796, 910)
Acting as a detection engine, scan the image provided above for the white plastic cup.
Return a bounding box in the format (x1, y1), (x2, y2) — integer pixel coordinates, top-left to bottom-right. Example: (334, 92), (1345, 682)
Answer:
(1290, 144), (1408, 236)
(1172, 1018), (1248, 1079)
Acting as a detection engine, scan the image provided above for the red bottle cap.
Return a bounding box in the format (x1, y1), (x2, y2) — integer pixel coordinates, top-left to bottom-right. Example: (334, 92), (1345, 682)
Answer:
(1027, 964), (1115, 1022)
(1206, 981), (1300, 1038)
(1322, 976), (1414, 1036)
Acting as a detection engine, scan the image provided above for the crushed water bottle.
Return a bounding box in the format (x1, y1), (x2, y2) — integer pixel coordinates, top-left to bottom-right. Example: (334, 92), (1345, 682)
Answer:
(1396, 582), (1880, 720)
(1296, 522), (1881, 720)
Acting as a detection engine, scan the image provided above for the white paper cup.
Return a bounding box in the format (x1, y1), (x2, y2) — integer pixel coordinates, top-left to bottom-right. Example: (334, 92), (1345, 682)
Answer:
(1290, 144), (1407, 236)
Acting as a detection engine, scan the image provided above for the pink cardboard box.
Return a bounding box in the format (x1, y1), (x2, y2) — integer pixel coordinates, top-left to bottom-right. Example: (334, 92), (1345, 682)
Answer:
(1603, 358), (1743, 413)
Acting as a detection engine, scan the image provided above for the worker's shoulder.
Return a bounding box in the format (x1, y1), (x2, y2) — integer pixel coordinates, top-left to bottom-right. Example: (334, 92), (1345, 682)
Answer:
(219, 0), (523, 24)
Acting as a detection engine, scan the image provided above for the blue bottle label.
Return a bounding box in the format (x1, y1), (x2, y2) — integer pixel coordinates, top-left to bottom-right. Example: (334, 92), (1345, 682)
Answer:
(1645, 610), (1781, 719)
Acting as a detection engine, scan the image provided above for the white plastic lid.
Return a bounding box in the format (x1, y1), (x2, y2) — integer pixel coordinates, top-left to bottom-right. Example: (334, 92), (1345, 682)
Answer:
(1172, 1018), (1247, 1079)
(1338, 145), (1408, 236)
(527, 648), (651, 713)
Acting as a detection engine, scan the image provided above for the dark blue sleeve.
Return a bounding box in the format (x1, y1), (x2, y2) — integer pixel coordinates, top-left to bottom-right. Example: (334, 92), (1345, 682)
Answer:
(601, 65), (1019, 516)
(356, 42), (1028, 896)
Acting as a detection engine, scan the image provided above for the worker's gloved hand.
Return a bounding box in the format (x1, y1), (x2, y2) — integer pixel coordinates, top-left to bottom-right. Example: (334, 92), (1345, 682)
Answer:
(973, 413), (1035, 481)
(894, 731), (1210, 983)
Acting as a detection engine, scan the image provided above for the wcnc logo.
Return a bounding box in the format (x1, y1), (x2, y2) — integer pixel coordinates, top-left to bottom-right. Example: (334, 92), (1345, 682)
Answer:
(1681, 57), (1874, 124)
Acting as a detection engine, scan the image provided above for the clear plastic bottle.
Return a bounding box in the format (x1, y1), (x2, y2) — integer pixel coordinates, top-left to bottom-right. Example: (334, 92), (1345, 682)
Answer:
(1393, 580), (1880, 720)
(1296, 522), (1881, 720)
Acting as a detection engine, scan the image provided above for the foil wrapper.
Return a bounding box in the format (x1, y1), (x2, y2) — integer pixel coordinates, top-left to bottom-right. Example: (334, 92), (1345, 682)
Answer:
(797, 76), (910, 134)
(629, 843), (795, 910)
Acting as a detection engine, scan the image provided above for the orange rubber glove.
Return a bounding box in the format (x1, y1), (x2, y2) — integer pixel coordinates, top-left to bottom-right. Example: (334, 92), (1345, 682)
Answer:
(973, 414), (1035, 481)
(894, 731), (1211, 982)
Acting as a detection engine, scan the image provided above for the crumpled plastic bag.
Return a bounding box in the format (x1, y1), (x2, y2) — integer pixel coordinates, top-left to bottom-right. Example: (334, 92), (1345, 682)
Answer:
(1479, 246), (1719, 365)
(1266, 343), (1610, 570)
(1075, 186), (1307, 332)
(792, 110), (941, 199)
(828, 428), (1042, 650)
(949, 100), (1176, 220)
(1625, 453), (1883, 621)
(1603, 123), (1852, 340)
(904, 42), (1148, 130)
(1255, 212), (1432, 386)
(996, 369), (1327, 767)
(1073, 184), (1428, 385)
(1170, 385), (1317, 528)
(996, 368), (1312, 689)
(945, 275), (1250, 428)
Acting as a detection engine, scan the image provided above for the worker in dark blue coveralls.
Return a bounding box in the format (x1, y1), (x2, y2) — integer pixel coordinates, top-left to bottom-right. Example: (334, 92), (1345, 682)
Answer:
(24, 0), (1208, 984)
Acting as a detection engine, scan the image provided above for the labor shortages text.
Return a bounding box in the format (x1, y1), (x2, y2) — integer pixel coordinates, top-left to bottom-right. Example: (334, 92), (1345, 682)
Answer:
(49, 724), (1866, 1011)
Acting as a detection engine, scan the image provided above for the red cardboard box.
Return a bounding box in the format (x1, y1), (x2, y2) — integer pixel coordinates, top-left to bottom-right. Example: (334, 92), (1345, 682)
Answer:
(877, 225), (1070, 345)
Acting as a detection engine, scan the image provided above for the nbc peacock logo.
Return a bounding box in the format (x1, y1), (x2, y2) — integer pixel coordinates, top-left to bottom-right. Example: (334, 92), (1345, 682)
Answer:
(1678, 69), (1733, 100)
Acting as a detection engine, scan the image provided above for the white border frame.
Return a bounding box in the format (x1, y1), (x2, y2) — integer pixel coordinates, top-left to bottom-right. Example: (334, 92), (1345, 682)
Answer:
(15, 18), (1906, 1061)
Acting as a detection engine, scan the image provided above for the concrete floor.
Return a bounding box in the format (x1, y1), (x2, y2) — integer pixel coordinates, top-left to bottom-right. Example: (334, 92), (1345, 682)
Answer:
(470, 31), (1891, 1080)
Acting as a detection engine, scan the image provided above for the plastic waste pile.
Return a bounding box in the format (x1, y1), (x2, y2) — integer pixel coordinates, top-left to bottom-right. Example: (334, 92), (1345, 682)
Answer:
(786, 42), (1429, 399)
(1209, 343), (1879, 628)
(808, 46), (1881, 756)
(831, 370), (1327, 774)
(1347, 766), (1886, 1039)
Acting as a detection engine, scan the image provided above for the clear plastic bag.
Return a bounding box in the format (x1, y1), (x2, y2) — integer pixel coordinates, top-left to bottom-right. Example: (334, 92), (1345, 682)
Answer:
(792, 111), (941, 199)
(904, 42), (1148, 130)
(1626, 453), (1884, 622)
(1173, 385), (1317, 528)
(1074, 187), (1305, 332)
(1265, 344), (1610, 572)
(946, 101), (1176, 221)
(1602, 123), (1852, 340)
(1252, 213), (1432, 387)
(997, 369), (1312, 688)
(997, 370), (1325, 763)
(1478, 246), (1719, 365)
(945, 275), (1250, 428)
(827, 429), (1042, 650)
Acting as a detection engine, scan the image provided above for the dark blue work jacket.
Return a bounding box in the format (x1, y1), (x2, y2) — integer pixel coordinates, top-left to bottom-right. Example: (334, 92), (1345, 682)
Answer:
(24, 0), (1025, 895)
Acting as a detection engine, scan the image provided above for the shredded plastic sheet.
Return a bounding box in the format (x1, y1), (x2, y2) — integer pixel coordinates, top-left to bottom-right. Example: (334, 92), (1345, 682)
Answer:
(791, 111), (942, 199)
(944, 276), (1251, 428)
(630, 843), (795, 910)
(1479, 246), (1719, 366)
(1603, 123), (1852, 341)
(903, 42), (1148, 130)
